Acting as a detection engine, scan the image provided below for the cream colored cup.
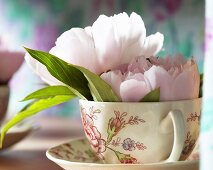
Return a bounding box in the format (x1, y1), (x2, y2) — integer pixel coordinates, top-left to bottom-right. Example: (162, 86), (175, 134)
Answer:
(79, 98), (201, 164)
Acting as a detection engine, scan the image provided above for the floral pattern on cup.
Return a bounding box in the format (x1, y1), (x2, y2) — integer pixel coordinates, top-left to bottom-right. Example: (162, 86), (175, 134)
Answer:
(110, 137), (147, 151)
(180, 113), (199, 161)
(81, 107), (106, 159)
(187, 112), (200, 122)
(123, 138), (136, 151)
(182, 132), (196, 156)
(81, 106), (146, 164)
(107, 111), (145, 144)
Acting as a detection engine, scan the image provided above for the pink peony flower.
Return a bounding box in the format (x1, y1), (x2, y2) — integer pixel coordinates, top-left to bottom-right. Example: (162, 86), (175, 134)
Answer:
(101, 55), (200, 102)
(25, 12), (164, 85)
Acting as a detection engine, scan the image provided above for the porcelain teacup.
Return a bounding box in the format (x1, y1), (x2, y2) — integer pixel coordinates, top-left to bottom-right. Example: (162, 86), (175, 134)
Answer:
(79, 98), (201, 164)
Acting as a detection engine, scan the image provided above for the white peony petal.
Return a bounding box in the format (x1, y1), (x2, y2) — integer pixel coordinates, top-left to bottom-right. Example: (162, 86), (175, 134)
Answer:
(129, 12), (146, 41)
(25, 53), (62, 85)
(50, 28), (101, 74)
(91, 12), (148, 72)
(25, 53), (37, 72)
(114, 12), (147, 63)
(92, 14), (121, 72)
(84, 26), (93, 37)
(140, 32), (164, 57)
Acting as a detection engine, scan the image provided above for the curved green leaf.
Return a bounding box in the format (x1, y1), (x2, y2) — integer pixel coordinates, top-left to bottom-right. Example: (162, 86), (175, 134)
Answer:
(22, 85), (76, 101)
(25, 47), (92, 100)
(0, 95), (74, 148)
(25, 48), (120, 102)
(74, 65), (120, 102)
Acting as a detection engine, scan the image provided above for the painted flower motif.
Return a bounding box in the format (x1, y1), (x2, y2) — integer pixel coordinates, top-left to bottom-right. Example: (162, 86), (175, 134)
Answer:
(120, 156), (138, 164)
(115, 151), (138, 164)
(81, 109), (106, 158)
(182, 141), (195, 156)
(135, 142), (147, 150)
(122, 138), (136, 151)
(101, 54), (200, 102)
(108, 113), (124, 133)
(107, 111), (126, 143)
(25, 12), (164, 85)
(108, 117), (123, 133)
(181, 131), (196, 159)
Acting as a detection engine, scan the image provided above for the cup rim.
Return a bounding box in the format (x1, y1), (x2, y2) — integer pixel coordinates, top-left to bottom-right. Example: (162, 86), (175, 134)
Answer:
(79, 97), (202, 105)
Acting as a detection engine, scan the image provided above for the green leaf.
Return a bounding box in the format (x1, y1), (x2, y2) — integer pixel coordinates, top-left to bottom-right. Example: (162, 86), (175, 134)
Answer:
(22, 85), (76, 101)
(0, 95), (74, 148)
(140, 88), (160, 102)
(25, 47), (92, 100)
(25, 48), (120, 102)
(75, 66), (120, 102)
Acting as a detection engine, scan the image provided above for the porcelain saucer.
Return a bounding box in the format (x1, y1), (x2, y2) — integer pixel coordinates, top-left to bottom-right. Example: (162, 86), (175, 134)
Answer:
(0, 122), (38, 150)
(46, 138), (199, 170)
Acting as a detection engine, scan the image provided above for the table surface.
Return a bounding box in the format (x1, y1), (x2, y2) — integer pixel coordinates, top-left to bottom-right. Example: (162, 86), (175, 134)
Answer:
(0, 116), (85, 170)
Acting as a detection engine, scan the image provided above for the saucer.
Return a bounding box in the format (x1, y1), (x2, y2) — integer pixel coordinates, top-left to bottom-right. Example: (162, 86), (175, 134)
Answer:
(46, 138), (199, 170)
(0, 122), (38, 150)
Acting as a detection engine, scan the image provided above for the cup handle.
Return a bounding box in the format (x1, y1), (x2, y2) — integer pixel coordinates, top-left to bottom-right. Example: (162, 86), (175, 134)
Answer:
(165, 109), (186, 162)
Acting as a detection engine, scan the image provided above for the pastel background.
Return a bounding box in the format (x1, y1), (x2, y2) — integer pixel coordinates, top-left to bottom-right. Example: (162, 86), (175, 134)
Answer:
(0, 0), (204, 117)
(201, 0), (213, 170)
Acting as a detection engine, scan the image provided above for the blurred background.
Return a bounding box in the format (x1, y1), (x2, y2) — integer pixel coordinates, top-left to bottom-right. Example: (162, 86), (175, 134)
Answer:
(0, 0), (204, 118)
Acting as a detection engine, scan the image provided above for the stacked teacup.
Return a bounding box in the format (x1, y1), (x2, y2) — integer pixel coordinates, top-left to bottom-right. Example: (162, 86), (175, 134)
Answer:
(0, 38), (24, 122)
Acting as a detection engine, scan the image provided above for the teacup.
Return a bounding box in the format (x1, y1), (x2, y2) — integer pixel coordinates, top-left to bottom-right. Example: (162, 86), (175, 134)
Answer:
(79, 98), (201, 164)
(0, 85), (10, 122)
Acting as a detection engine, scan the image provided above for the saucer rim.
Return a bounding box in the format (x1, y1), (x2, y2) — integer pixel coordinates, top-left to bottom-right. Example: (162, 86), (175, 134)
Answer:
(46, 137), (199, 168)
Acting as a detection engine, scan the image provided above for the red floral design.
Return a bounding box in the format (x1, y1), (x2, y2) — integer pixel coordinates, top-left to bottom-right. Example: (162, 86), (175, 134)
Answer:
(114, 150), (138, 164)
(107, 111), (126, 142)
(81, 107), (106, 158)
(81, 106), (146, 164)
(107, 111), (145, 143)
(135, 142), (147, 150)
(187, 112), (200, 122)
(120, 156), (138, 164)
(182, 132), (196, 156)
